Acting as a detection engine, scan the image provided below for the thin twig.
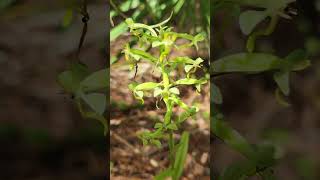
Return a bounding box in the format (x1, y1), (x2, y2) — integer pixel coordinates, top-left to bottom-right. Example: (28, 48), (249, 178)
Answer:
(112, 132), (141, 154)
(133, 63), (138, 79)
(77, 0), (89, 60)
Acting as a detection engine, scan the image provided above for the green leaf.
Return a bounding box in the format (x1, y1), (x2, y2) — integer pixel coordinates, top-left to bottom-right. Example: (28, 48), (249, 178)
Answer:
(172, 132), (189, 180)
(134, 90), (144, 104)
(155, 168), (173, 180)
(129, 48), (158, 63)
(194, 57), (204, 65)
(192, 33), (206, 50)
(285, 49), (307, 63)
(154, 123), (163, 129)
(77, 101), (107, 135)
(140, 129), (164, 140)
(70, 62), (90, 79)
(169, 96), (189, 111)
(239, 10), (268, 35)
(175, 106), (198, 124)
(284, 49), (311, 71)
(57, 71), (75, 93)
(275, 88), (290, 107)
(291, 60), (311, 71)
(61, 9), (74, 29)
(57, 62), (89, 93)
(273, 71), (290, 96)
(111, 22), (128, 41)
(169, 87), (180, 95)
(173, 0), (186, 14)
(252, 144), (276, 169)
(194, 33), (205, 42)
(80, 69), (109, 92)
(184, 65), (194, 73)
(126, 18), (158, 36)
(135, 82), (159, 91)
(110, 56), (117, 65)
(212, 118), (255, 158)
(152, 40), (173, 47)
(150, 139), (162, 148)
(195, 84), (201, 92)
(211, 53), (282, 73)
(171, 56), (198, 64)
(166, 123), (178, 130)
(212, 82), (223, 104)
(81, 93), (106, 115)
(219, 160), (256, 180)
(154, 87), (163, 97)
(175, 78), (207, 85)
(135, 91), (144, 98)
(170, 57), (204, 71)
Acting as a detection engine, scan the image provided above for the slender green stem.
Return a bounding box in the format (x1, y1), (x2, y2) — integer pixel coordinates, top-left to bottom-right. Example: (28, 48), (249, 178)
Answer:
(161, 65), (175, 168)
(169, 130), (174, 168)
(164, 98), (175, 168)
(246, 15), (279, 52)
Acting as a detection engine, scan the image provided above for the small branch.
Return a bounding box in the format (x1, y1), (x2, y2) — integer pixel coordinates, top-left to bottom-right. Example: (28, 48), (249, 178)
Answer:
(111, 132), (141, 154)
(77, 0), (89, 60)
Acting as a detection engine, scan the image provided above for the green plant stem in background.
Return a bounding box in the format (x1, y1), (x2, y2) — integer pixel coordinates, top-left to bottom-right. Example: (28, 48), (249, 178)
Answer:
(110, 0), (128, 19)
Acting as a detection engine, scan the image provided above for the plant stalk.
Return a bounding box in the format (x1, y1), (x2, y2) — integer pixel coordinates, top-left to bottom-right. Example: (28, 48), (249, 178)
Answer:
(162, 66), (175, 169)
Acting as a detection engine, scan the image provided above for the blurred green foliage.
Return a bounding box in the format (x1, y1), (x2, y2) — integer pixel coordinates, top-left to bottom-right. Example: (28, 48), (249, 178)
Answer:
(110, 0), (210, 65)
(0, 0), (16, 11)
(110, 0), (210, 40)
(212, 0), (318, 179)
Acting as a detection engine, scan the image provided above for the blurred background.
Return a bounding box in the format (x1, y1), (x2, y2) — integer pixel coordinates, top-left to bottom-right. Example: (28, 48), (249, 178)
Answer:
(109, 0), (210, 179)
(212, 0), (320, 179)
(0, 0), (107, 179)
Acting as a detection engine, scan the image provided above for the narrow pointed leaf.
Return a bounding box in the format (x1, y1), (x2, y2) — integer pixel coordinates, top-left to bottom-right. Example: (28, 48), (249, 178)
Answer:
(172, 132), (189, 180)
(273, 71), (290, 96)
(239, 10), (268, 35)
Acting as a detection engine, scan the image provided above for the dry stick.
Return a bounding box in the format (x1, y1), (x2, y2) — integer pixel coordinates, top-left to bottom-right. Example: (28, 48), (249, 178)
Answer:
(133, 63), (138, 79)
(77, 0), (89, 61)
(112, 132), (141, 154)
